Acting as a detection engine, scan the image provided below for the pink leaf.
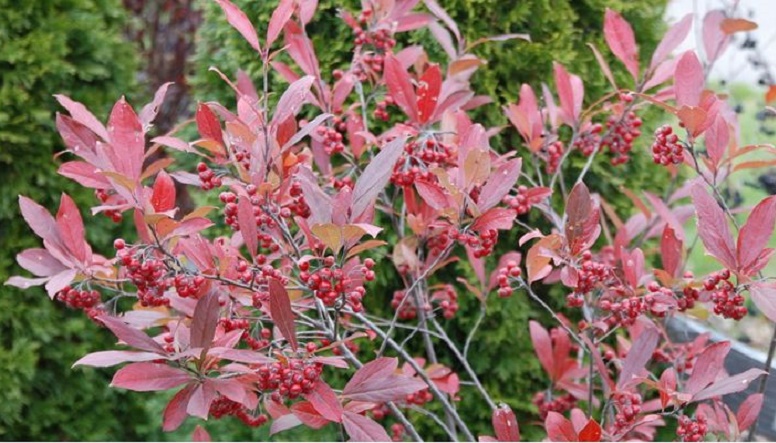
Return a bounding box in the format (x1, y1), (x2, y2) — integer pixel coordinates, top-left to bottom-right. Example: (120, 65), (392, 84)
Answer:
(737, 196), (776, 275)
(737, 393), (764, 432)
(690, 184), (737, 269)
(214, 0), (261, 53)
(19, 196), (61, 245)
(529, 321), (555, 379)
(16, 248), (66, 277)
(617, 326), (659, 389)
(58, 161), (111, 189)
(343, 357), (426, 402)
(304, 380), (343, 423)
(272, 75), (315, 127)
(54, 95), (109, 141)
(237, 194), (258, 258)
(705, 115), (729, 167)
(190, 289), (221, 349)
(55, 194), (87, 263)
(187, 381), (217, 419)
(342, 411), (391, 442)
(415, 179), (450, 210)
(545, 411), (577, 442)
(151, 171), (176, 213)
(604, 9), (640, 80)
(111, 362), (190, 392)
(471, 208), (516, 232)
(660, 225), (683, 277)
(674, 51), (704, 107)
(192, 425), (211, 442)
(417, 64), (442, 124)
(139, 82), (172, 130)
(291, 401), (330, 429)
(750, 282), (776, 323)
(196, 103), (223, 142)
(685, 342), (729, 396)
(565, 183), (601, 256)
(163, 384), (196, 431)
(384, 53), (418, 121)
(492, 404), (520, 442)
(478, 158), (522, 211)
(96, 315), (166, 354)
(650, 13), (693, 69)
(703, 10), (729, 65)
(45, 269), (77, 299)
(351, 136), (407, 219)
(267, 0), (294, 48)
(108, 97), (145, 181)
(269, 279), (298, 350)
(73, 350), (163, 368)
(692, 369), (766, 402)
(554, 63), (584, 125)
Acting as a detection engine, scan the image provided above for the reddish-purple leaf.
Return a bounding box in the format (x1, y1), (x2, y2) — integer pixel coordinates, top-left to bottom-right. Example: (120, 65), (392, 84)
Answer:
(737, 196), (776, 275)
(237, 194), (258, 258)
(650, 13), (693, 69)
(685, 342), (729, 396)
(529, 321), (555, 379)
(215, 0), (261, 53)
(384, 53), (418, 121)
(604, 8), (640, 80)
(674, 51), (704, 107)
(58, 161), (111, 189)
(417, 64), (442, 124)
(56, 114), (99, 161)
(690, 184), (737, 269)
(272, 75), (315, 127)
(190, 289), (221, 349)
(703, 10), (729, 65)
(492, 404), (520, 442)
(617, 326), (659, 389)
(108, 97), (145, 181)
(415, 179), (450, 210)
(644, 192), (684, 240)
(55, 194), (87, 263)
(54, 95), (109, 141)
(342, 411), (391, 442)
(151, 171), (176, 213)
(565, 182), (601, 256)
(579, 419), (602, 442)
(73, 350), (163, 368)
(139, 82), (172, 130)
(267, 0), (294, 48)
(478, 158), (522, 211)
(660, 225), (683, 277)
(693, 369), (766, 402)
(96, 315), (165, 354)
(705, 115), (729, 167)
(196, 103), (222, 143)
(304, 380), (343, 423)
(192, 425), (211, 442)
(345, 357), (397, 391)
(750, 282), (776, 323)
(545, 411), (578, 442)
(343, 357), (425, 402)
(268, 279), (298, 351)
(45, 269), (77, 298)
(291, 401), (329, 429)
(187, 381), (217, 419)
(471, 208), (516, 232)
(19, 196), (61, 245)
(16, 248), (66, 277)
(554, 63), (584, 125)
(737, 393), (764, 432)
(111, 362), (190, 392)
(351, 136), (407, 219)
(163, 384), (196, 431)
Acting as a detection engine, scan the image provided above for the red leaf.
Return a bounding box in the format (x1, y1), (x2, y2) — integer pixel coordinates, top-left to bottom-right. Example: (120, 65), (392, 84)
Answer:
(737, 196), (776, 275)
(291, 401), (329, 429)
(267, 0), (294, 48)
(56, 194), (87, 263)
(304, 380), (343, 423)
(272, 75), (315, 127)
(705, 115), (729, 167)
(237, 194), (258, 258)
(195, 103), (223, 143)
(343, 357), (426, 402)
(163, 384), (196, 431)
(417, 64), (442, 124)
(578, 419), (602, 442)
(692, 369), (766, 402)
(492, 404), (520, 442)
(415, 179), (450, 210)
(58, 161), (111, 189)
(151, 171), (176, 213)
(111, 362), (190, 392)
(529, 321), (555, 379)
(107, 97), (145, 181)
(660, 225), (683, 278)
(139, 82), (172, 130)
(617, 326), (659, 389)
(192, 425), (211, 442)
(545, 411), (577, 442)
(214, 0), (261, 53)
(750, 282), (776, 323)
(269, 279), (298, 350)
(342, 411), (391, 442)
(73, 350), (163, 368)
(351, 136), (407, 219)
(565, 183), (601, 256)
(674, 51), (704, 107)
(478, 158), (522, 211)
(736, 393), (764, 432)
(690, 184), (737, 269)
(471, 208), (516, 232)
(604, 9), (640, 80)
(54, 95), (109, 141)
(384, 53), (418, 121)
(96, 315), (166, 354)
(187, 381), (217, 419)
(554, 63), (584, 125)
(190, 289), (221, 349)
(651, 13), (693, 69)
(685, 342), (729, 396)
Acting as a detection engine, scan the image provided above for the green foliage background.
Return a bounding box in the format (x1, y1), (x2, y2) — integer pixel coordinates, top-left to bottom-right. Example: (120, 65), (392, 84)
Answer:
(1, 0), (668, 440)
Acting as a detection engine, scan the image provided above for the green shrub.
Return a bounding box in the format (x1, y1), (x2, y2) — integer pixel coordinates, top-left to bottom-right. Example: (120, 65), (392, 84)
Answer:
(0, 0), (151, 439)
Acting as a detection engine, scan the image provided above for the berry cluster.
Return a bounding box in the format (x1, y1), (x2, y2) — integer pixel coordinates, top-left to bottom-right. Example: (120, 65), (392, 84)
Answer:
(532, 392), (577, 420)
(600, 95), (642, 165)
(543, 141), (564, 174)
(299, 256), (373, 312)
(575, 252), (612, 294)
(651, 125), (684, 165)
(599, 296), (649, 327)
(679, 284), (700, 311)
(573, 123), (604, 156)
(370, 403), (391, 421)
(320, 337), (360, 356)
(332, 176), (354, 191)
(95, 189), (124, 223)
(209, 396), (269, 427)
(460, 229), (499, 258)
(373, 94), (395, 121)
(220, 188), (282, 253)
(352, 10), (396, 51)
(611, 391), (642, 432)
(118, 247), (170, 307)
(405, 388), (434, 406)
(503, 186), (543, 216)
(391, 139), (455, 186)
(55, 286), (100, 310)
(390, 423), (406, 442)
(676, 414), (708, 442)
(288, 182), (312, 218)
(430, 285), (459, 319)
(197, 162), (222, 190)
(705, 270), (747, 320)
(495, 260), (522, 298)
(219, 318), (271, 350)
(257, 359), (323, 401)
(391, 290), (421, 320)
(173, 274), (205, 299)
(316, 119), (346, 155)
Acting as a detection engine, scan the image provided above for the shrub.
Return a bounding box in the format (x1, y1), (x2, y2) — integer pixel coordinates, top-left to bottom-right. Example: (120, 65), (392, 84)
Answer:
(7, 1), (774, 442)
